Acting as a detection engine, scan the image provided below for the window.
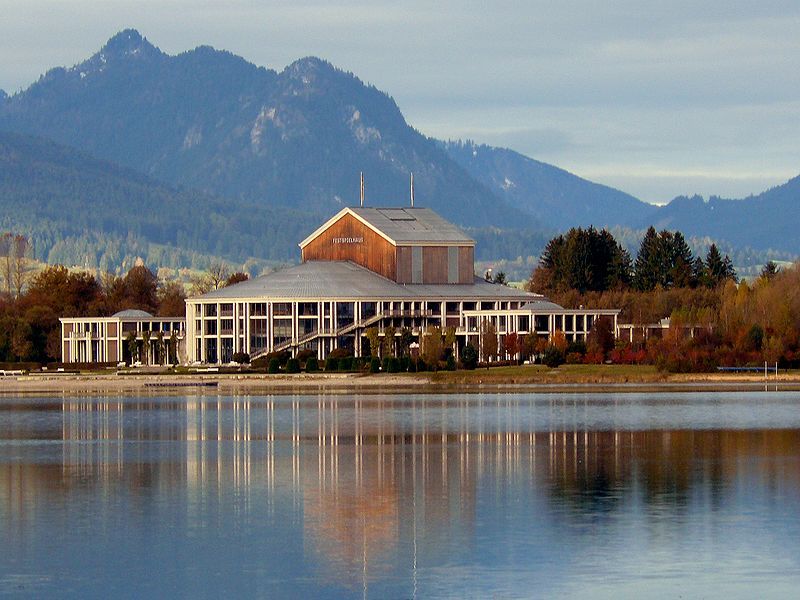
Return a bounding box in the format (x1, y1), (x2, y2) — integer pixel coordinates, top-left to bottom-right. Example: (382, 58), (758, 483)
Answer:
(273, 303), (293, 316)
(206, 339), (217, 364)
(298, 302), (318, 316)
(204, 304), (217, 317)
(250, 303), (267, 316)
(205, 321), (217, 335)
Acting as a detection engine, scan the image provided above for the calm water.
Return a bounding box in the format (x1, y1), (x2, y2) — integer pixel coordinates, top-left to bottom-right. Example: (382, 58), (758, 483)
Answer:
(1, 391), (799, 599)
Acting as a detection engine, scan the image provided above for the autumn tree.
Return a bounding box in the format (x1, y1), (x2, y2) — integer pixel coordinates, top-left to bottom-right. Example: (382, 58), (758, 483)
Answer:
(122, 265), (159, 313)
(398, 327), (414, 357)
(422, 325), (443, 369)
(480, 319), (498, 362)
(365, 327), (380, 358)
(382, 325), (396, 358)
(157, 280), (186, 316)
(225, 272), (249, 287)
(586, 316), (615, 357)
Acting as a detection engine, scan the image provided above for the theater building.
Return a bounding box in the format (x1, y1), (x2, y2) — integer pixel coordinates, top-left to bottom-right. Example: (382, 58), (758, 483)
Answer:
(185, 206), (619, 364)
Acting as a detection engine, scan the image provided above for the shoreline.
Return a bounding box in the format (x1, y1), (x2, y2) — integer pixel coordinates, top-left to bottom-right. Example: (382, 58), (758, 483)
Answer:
(1, 367), (799, 397)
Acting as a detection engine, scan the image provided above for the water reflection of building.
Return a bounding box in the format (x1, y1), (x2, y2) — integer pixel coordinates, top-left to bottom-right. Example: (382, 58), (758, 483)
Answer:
(3, 397), (800, 589)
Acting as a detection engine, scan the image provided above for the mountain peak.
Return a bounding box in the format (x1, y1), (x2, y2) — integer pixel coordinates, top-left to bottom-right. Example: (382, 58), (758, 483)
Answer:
(99, 28), (160, 60)
(285, 56), (346, 82)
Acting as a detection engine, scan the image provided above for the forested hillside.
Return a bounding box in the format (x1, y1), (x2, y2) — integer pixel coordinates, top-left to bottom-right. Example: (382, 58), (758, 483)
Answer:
(0, 131), (316, 271)
(644, 176), (800, 253)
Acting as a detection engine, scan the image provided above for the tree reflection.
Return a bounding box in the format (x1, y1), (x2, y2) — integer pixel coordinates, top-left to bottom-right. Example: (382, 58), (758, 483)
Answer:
(1, 395), (800, 590)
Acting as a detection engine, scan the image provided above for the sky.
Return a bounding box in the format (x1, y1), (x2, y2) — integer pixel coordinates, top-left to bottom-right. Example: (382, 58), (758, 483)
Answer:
(1, 0), (799, 205)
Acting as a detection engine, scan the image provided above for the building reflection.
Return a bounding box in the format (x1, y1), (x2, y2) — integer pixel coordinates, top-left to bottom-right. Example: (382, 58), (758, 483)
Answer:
(2, 396), (800, 589)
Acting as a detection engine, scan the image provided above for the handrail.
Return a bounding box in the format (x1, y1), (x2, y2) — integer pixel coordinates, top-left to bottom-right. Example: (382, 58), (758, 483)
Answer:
(247, 308), (436, 355)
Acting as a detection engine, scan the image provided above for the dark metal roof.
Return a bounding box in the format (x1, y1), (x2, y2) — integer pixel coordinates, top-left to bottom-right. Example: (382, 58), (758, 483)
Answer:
(191, 261), (535, 301)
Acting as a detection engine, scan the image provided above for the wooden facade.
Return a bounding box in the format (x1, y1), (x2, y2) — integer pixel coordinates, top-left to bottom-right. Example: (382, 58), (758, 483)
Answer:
(459, 247), (474, 283)
(300, 208), (476, 285)
(301, 213), (397, 280)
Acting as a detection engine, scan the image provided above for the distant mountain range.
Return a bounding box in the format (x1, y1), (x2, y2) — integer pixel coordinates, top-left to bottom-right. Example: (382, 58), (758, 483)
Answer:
(0, 29), (798, 271)
(643, 177), (800, 253)
(443, 140), (656, 230)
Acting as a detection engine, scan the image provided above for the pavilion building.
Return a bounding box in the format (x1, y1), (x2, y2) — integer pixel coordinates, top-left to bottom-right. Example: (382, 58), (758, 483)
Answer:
(60, 310), (185, 365)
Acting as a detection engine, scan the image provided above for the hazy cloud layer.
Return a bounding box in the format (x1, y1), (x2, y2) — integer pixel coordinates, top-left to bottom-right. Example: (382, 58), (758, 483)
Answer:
(1, 0), (798, 203)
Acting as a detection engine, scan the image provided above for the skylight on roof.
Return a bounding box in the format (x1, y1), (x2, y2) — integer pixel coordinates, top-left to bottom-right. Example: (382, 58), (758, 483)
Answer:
(377, 208), (416, 221)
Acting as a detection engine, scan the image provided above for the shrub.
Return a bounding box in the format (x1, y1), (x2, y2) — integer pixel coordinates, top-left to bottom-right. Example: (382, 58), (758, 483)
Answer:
(338, 356), (353, 371)
(305, 356), (319, 372)
(328, 347), (353, 360)
(296, 349), (315, 363)
(266, 350), (291, 366)
(268, 358), (280, 374)
(461, 343), (478, 370)
(566, 340), (586, 356)
(582, 351), (605, 364)
(387, 357), (401, 373)
(370, 357), (381, 373)
(415, 358), (428, 372)
(232, 351), (250, 364)
(399, 356), (410, 372)
(325, 357), (339, 372)
(382, 357), (391, 372)
(542, 346), (565, 368)
(445, 354), (456, 371)
(286, 358), (301, 373)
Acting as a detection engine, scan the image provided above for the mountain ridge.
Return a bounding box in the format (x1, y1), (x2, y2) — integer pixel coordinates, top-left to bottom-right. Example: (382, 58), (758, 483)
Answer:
(0, 30), (538, 230)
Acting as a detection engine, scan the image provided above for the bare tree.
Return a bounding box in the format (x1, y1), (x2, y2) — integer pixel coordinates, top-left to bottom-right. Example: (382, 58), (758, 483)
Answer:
(190, 263), (230, 296)
(208, 263), (230, 291)
(0, 232), (12, 296)
(12, 235), (32, 297)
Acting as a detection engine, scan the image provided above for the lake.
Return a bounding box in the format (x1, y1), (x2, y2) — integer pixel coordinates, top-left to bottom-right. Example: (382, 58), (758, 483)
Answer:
(1, 390), (799, 598)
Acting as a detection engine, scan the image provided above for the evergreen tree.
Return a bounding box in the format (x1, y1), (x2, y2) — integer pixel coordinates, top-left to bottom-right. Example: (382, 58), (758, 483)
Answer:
(533, 227), (630, 293)
(704, 244), (737, 287)
(634, 226), (661, 291)
(668, 231), (696, 288)
(760, 261), (779, 280)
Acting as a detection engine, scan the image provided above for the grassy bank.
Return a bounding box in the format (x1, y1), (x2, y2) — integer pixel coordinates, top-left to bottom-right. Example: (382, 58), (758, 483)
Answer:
(2, 364), (799, 397)
(428, 364), (666, 385)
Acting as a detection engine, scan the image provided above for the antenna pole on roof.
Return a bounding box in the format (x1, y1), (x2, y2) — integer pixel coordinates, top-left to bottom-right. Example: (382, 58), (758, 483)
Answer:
(410, 172), (414, 207)
(360, 172), (365, 207)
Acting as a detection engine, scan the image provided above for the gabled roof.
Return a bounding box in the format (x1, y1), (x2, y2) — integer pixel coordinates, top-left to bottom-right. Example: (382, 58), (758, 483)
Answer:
(299, 207), (475, 248)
